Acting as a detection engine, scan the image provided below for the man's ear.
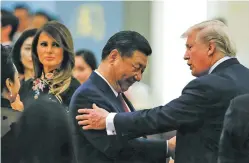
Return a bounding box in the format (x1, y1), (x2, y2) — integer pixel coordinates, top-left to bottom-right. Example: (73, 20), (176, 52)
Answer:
(208, 41), (216, 56)
(108, 49), (120, 65)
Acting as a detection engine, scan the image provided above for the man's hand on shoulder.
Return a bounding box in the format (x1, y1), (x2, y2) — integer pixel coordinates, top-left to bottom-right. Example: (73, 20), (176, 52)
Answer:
(76, 104), (109, 130)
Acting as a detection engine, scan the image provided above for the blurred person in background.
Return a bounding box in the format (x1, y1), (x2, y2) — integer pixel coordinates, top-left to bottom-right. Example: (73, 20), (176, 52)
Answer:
(73, 49), (97, 84)
(19, 21), (80, 110)
(218, 93), (249, 163)
(30, 11), (51, 29)
(13, 3), (32, 42)
(76, 20), (249, 163)
(1, 45), (22, 135)
(12, 28), (37, 82)
(1, 45), (23, 162)
(1, 9), (19, 46)
(11, 29), (38, 112)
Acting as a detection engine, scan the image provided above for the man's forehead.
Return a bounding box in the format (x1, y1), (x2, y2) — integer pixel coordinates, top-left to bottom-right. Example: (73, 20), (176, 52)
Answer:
(186, 33), (197, 45)
(132, 51), (148, 64)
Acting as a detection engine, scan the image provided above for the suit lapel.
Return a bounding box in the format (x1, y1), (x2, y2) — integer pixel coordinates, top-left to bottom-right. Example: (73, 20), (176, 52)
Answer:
(89, 72), (125, 113)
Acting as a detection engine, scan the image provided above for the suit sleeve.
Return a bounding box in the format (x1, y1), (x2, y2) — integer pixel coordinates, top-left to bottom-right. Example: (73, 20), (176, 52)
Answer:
(218, 95), (249, 163)
(69, 92), (167, 161)
(114, 78), (219, 139)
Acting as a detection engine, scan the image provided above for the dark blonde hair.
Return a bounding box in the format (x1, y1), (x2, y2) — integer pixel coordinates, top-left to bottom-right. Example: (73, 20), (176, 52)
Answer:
(181, 20), (236, 57)
(31, 21), (75, 103)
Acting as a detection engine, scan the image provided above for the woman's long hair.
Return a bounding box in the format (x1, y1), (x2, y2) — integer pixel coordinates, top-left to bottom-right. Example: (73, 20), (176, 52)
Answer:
(31, 21), (75, 103)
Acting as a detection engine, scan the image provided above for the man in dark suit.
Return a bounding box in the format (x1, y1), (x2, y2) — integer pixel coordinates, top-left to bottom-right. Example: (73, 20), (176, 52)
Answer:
(70, 31), (174, 163)
(76, 20), (249, 163)
(218, 94), (249, 163)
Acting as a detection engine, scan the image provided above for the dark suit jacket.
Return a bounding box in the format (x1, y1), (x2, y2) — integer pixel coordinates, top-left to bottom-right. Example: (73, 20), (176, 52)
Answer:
(69, 72), (167, 163)
(218, 93), (249, 163)
(113, 58), (249, 163)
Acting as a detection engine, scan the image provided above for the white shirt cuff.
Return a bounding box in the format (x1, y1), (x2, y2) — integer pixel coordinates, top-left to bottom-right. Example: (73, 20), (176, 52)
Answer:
(166, 140), (169, 156)
(106, 113), (117, 135)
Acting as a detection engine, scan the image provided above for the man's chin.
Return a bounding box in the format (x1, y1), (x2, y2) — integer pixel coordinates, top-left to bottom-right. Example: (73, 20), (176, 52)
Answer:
(119, 81), (135, 92)
(121, 87), (129, 92)
(120, 84), (131, 92)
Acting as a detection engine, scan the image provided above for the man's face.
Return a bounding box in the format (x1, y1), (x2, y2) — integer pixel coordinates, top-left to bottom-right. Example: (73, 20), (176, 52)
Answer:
(114, 50), (148, 92)
(184, 31), (211, 77)
(31, 15), (48, 29)
(14, 9), (30, 31)
(1, 25), (11, 42)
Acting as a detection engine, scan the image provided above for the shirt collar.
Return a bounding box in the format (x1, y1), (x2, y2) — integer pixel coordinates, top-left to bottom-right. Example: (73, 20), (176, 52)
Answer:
(208, 56), (232, 74)
(94, 70), (119, 97)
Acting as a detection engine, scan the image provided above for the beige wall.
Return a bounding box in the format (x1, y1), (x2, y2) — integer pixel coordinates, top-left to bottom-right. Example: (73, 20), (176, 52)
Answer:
(207, 1), (249, 68)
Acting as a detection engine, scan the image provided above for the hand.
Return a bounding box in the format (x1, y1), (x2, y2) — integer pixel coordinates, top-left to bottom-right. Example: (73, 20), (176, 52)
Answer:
(168, 136), (176, 159)
(10, 94), (24, 111)
(169, 159), (174, 163)
(169, 136), (176, 149)
(76, 104), (109, 130)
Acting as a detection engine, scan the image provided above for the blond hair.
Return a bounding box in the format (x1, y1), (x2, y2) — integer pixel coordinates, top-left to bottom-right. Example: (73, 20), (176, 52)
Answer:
(181, 20), (236, 57)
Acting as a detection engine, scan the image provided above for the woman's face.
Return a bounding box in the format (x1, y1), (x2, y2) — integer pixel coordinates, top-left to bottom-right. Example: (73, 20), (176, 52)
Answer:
(21, 36), (34, 70)
(37, 32), (64, 73)
(73, 56), (93, 84)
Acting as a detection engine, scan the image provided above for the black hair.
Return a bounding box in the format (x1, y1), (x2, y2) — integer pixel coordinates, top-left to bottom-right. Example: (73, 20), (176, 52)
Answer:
(1, 45), (16, 93)
(75, 49), (97, 70)
(14, 3), (30, 14)
(12, 28), (37, 74)
(34, 11), (52, 21)
(102, 31), (152, 60)
(15, 95), (74, 163)
(1, 9), (19, 40)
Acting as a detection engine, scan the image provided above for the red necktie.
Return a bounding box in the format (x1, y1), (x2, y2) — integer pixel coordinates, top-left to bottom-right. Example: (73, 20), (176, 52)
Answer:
(117, 94), (130, 112)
